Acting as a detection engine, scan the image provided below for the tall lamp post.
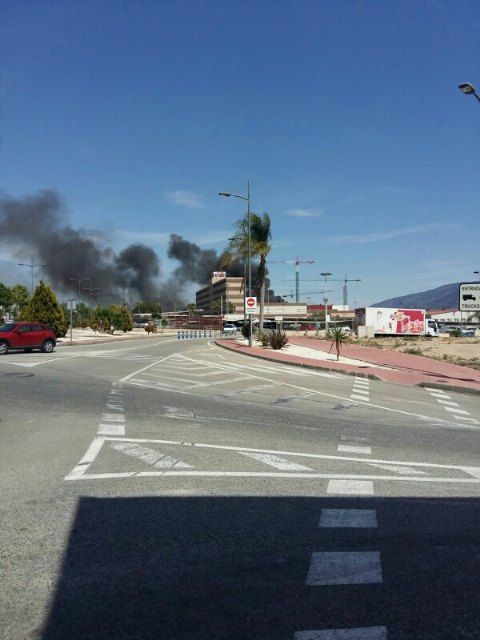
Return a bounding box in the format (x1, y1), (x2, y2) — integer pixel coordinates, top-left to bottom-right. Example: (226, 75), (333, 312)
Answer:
(83, 286), (99, 305)
(474, 271), (479, 281)
(458, 82), (480, 104)
(69, 276), (90, 299)
(320, 272), (332, 336)
(18, 262), (47, 295)
(219, 182), (253, 347)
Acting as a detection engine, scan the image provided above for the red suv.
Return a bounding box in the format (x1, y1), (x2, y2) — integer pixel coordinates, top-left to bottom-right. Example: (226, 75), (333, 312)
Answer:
(0, 322), (57, 355)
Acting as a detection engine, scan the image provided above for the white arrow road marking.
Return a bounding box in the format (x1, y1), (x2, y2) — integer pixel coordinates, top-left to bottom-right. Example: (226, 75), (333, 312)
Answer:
(111, 442), (193, 469)
(238, 452), (313, 471)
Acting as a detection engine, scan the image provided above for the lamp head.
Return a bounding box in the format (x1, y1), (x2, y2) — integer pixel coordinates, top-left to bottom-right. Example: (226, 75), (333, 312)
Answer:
(459, 82), (476, 95)
(218, 192), (232, 197)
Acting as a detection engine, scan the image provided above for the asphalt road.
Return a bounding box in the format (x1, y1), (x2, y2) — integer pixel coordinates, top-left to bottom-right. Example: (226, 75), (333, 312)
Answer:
(2, 335), (480, 639)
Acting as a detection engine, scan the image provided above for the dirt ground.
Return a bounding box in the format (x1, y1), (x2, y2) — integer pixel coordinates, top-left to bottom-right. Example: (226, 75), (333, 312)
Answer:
(356, 335), (480, 369)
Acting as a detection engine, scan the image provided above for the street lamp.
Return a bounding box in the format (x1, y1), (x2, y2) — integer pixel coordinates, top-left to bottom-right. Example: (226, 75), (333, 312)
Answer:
(18, 262), (47, 295)
(83, 286), (99, 304)
(69, 276), (90, 299)
(458, 82), (480, 104)
(474, 271), (479, 281)
(219, 181), (253, 347)
(320, 272), (332, 335)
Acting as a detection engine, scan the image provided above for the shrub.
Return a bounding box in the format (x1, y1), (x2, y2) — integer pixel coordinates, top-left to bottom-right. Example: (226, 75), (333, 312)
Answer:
(268, 328), (289, 350)
(257, 330), (271, 347)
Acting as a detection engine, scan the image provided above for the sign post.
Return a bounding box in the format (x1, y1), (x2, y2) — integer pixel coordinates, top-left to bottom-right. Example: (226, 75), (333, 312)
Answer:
(245, 296), (257, 314)
(459, 283), (480, 312)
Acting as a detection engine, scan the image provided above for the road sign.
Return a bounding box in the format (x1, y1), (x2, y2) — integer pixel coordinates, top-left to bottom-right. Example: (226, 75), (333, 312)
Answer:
(459, 283), (480, 312)
(245, 296), (257, 314)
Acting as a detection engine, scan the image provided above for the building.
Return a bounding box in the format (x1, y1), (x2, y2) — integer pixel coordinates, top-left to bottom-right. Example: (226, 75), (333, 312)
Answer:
(195, 272), (245, 315)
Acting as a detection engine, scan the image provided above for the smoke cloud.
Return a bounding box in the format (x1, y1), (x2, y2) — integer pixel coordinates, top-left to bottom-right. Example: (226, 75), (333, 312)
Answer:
(0, 190), (225, 308)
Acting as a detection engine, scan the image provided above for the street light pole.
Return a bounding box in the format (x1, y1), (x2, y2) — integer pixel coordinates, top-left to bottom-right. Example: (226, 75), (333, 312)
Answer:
(320, 272), (332, 336)
(18, 262), (47, 296)
(219, 182), (253, 347)
(69, 276), (90, 299)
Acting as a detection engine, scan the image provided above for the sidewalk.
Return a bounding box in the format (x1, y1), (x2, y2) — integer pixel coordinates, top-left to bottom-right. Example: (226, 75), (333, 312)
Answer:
(215, 336), (480, 395)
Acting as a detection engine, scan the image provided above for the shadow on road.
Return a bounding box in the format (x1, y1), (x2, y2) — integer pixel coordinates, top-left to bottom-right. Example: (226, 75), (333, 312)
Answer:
(40, 494), (480, 639)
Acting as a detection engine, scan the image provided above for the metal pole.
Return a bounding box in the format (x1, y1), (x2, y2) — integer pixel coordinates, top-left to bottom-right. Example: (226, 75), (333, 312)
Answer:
(247, 181), (253, 347)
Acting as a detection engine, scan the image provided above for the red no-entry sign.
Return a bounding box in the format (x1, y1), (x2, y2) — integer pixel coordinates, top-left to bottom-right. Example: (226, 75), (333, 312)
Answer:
(245, 297), (257, 313)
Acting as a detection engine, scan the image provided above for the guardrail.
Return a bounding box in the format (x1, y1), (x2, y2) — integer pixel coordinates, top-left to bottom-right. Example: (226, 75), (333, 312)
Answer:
(177, 329), (217, 339)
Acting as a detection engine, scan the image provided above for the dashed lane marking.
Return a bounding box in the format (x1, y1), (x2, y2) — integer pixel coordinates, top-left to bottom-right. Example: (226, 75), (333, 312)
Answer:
(294, 627), (387, 639)
(327, 480), (374, 495)
(319, 509), (378, 528)
(425, 387), (480, 425)
(306, 551), (383, 585)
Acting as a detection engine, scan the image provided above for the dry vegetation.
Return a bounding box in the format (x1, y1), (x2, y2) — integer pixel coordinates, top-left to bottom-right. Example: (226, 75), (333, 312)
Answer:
(356, 336), (480, 370)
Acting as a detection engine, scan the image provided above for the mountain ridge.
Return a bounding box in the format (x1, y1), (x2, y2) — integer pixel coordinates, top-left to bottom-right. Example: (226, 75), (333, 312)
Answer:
(372, 282), (463, 309)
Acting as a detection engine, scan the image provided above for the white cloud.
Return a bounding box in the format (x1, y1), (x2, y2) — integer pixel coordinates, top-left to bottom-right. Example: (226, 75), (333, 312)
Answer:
(284, 207), (323, 218)
(328, 223), (459, 246)
(164, 190), (205, 209)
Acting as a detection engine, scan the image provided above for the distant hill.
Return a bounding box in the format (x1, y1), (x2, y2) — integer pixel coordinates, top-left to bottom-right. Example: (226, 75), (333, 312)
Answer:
(372, 282), (462, 309)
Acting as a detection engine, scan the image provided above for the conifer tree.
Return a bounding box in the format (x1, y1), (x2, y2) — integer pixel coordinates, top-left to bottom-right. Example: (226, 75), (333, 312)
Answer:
(22, 281), (68, 337)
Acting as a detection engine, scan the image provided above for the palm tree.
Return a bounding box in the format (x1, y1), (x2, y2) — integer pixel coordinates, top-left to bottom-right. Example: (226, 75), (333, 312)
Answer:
(328, 326), (350, 361)
(221, 212), (271, 331)
(250, 212), (271, 330)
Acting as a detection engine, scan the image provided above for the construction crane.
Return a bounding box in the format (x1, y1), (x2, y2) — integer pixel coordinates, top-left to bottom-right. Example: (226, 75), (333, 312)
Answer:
(342, 275), (362, 308)
(270, 257), (316, 303)
(290, 274), (361, 308)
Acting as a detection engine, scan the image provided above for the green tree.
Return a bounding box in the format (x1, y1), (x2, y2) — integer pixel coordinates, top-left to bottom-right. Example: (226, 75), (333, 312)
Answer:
(22, 281), (68, 337)
(113, 305), (134, 333)
(0, 282), (14, 316)
(10, 285), (30, 318)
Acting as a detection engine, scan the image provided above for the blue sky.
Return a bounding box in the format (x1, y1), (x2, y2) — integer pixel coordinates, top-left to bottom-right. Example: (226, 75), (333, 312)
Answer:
(1, 0), (479, 307)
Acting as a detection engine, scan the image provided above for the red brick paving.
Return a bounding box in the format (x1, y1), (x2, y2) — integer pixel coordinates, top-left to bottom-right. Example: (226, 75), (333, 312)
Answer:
(216, 337), (480, 394)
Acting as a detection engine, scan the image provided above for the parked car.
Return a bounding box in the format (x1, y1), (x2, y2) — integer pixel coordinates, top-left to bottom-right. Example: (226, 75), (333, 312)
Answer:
(0, 322), (57, 354)
(223, 323), (238, 335)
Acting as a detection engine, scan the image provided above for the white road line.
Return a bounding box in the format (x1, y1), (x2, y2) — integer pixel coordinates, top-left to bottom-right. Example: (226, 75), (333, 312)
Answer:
(238, 452), (314, 471)
(294, 628), (387, 639)
(306, 552), (382, 585)
(337, 445), (372, 455)
(327, 480), (374, 495)
(319, 509), (378, 528)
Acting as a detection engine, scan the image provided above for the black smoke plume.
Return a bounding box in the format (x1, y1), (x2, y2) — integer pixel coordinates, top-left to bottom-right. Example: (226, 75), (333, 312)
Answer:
(0, 190), (225, 308)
